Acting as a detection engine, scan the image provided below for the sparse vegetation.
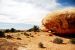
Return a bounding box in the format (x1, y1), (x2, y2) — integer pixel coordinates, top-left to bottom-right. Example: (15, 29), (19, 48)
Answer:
(30, 35), (34, 37)
(24, 32), (30, 36)
(49, 33), (53, 36)
(6, 35), (13, 39)
(4, 28), (18, 33)
(70, 38), (75, 44)
(33, 25), (40, 32)
(53, 38), (63, 44)
(17, 37), (21, 40)
(0, 31), (5, 37)
(27, 29), (32, 32)
(39, 42), (46, 48)
(27, 25), (40, 32)
(10, 28), (16, 32)
(4, 29), (10, 33)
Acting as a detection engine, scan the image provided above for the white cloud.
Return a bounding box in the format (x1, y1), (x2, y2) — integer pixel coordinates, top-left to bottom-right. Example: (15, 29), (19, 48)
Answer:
(0, 0), (60, 25)
(15, 0), (61, 10)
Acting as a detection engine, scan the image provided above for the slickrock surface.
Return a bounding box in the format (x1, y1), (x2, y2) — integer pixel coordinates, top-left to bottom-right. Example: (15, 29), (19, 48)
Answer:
(41, 8), (75, 35)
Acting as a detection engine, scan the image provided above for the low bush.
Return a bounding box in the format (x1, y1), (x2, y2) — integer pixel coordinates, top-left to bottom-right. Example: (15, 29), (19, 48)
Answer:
(30, 35), (34, 37)
(24, 32), (29, 36)
(70, 38), (75, 44)
(4, 29), (10, 33)
(0, 31), (5, 37)
(10, 28), (16, 32)
(38, 42), (46, 48)
(17, 37), (21, 40)
(53, 38), (63, 44)
(6, 35), (13, 39)
(27, 25), (40, 32)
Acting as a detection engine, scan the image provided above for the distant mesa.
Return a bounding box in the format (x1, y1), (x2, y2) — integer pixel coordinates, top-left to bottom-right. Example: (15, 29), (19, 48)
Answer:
(41, 8), (75, 35)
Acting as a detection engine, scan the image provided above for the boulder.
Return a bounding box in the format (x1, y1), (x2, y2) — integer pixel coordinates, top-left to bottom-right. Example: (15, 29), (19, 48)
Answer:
(41, 8), (75, 35)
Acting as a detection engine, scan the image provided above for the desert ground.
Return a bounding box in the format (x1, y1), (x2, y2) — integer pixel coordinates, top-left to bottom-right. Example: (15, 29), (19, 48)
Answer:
(0, 32), (75, 50)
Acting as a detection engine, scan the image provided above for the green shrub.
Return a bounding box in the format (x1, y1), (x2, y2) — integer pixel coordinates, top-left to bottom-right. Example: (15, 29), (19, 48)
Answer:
(4, 29), (10, 33)
(10, 28), (16, 32)
(0, 31), (5, 37)
(53, 38), (63, 44)
(24, 32), (29, 36)
(39, 42), (46, 48)
(27, 25), (40, 32)
(33, 25), (40, 32)
(30, 35), (34, 37)
(17, 37), (21, 40)
(70, 38), (75, 44)
(6, 35), (13, 39)
(4, 28), (17, 33)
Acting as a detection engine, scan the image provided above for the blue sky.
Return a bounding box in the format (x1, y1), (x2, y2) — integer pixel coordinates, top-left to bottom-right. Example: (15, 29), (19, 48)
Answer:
(57, 0), (75, 6)
(0, 0), (75, 29)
